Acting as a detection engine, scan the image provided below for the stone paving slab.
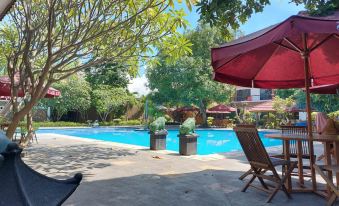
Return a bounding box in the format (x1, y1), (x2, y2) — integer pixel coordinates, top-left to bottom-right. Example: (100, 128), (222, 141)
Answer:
(21, 134), (330, 206)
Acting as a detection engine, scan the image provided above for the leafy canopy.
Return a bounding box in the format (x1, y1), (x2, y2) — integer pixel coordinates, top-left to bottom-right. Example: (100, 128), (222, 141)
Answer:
(147, 25), (234, 111)
(197, 0), (339, 36)
(92, 86), (130, 121)
(0, 0), (194, 137)
(41, 75), (91, 121)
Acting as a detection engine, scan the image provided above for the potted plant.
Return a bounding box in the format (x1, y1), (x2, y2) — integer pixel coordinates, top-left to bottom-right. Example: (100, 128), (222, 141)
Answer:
(178, 118), (198, 155)
(149, 117), (167, 150)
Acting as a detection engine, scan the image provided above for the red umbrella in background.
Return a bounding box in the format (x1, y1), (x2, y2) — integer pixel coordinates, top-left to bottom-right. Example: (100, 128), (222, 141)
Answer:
(207, 104), (236, 114)
(309, 83), (339, 94)
(211, 11), (339, 191)
(0, 76), (60, 98)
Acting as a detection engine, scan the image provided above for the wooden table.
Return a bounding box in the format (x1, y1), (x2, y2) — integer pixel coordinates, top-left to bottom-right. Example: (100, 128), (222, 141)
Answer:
(265, 133), (339, 195)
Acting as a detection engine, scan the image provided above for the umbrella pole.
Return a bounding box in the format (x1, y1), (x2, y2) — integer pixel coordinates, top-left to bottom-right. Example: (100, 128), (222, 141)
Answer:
(302, 33), (317, 191)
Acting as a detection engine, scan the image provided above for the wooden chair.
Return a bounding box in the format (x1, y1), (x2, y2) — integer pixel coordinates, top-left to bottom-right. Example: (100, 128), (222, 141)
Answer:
(280, 126), (314, 179)
(234, 125), (297, 203)
(281, 125), (310, 159)
(314, 164), (339, 206)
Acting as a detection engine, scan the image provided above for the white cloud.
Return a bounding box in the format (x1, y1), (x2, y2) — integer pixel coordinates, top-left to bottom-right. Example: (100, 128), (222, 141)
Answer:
(128, 75), (150, 97)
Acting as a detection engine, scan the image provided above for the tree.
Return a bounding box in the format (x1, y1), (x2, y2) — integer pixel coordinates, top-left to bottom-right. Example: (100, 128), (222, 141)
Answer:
(147, 25), (235, 126)
(272, 96), (294, 125)
(197, 0), (339, 36)
(85, 63), (130, 89)
(0, 0), (193, 139)
(41, 75), (91, 121)
(293, 90), (339, 114)
(92, 86), (129, 121)
(277, 89), (338, 114)
(275, 89), (297, 99)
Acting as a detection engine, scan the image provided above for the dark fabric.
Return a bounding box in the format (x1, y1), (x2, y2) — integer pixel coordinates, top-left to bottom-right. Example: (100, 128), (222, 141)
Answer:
(0, 143), (82, 206)
(212, 11), (339, 89)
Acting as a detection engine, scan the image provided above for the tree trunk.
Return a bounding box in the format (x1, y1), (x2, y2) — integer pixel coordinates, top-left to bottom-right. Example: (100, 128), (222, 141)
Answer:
(20, 111), (34, 147)
(6, 95), (39, 139)
(199, 100), (208, 128)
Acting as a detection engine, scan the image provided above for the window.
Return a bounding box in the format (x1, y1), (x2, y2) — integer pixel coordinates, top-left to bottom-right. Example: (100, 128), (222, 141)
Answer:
(236, 89), (251, 101)
(260, 89), (272, 100)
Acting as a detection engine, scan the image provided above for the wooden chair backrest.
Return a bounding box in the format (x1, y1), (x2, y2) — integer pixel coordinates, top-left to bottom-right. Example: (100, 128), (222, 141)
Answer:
(281, 125), (308, 156)
(234, 125), (273, 170)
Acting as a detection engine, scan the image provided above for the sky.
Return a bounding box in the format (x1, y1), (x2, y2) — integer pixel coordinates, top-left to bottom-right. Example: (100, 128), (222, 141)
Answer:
(128, 0), (305, 96)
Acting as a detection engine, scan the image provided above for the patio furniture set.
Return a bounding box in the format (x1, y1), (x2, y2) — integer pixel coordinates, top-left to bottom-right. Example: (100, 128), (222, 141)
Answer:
(235, 124), (339, 205)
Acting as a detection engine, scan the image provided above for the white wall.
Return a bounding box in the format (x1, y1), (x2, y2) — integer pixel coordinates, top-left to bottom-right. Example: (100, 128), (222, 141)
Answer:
(299, 112), (307, 121)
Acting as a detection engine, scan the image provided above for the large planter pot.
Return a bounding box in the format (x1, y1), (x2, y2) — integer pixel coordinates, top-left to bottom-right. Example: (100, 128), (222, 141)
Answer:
(178, 134), (198, 156)
(149, 130), (168, 150)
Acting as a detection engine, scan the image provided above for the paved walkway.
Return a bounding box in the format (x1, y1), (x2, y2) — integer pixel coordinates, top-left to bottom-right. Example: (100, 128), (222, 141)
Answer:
(22, 134), (330, 206)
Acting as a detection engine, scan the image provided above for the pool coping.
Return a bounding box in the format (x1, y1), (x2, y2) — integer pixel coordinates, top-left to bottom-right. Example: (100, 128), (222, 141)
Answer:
(37, 129), (282, 162)
(37, 126), (279, 133)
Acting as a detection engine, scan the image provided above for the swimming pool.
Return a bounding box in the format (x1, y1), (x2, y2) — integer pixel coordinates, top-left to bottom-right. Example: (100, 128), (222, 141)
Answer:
(37, 127), (281, 155)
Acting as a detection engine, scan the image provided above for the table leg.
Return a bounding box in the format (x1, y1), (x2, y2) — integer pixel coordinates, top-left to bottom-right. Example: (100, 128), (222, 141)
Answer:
(296, 140), (304, 187)
(324, 142), (333, 195)
(333, 142), (339, 186)
(284, 139), (292, 192)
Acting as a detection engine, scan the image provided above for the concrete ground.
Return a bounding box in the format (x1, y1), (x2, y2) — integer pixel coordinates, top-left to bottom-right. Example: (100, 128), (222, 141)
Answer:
(22, 133), (331, 206)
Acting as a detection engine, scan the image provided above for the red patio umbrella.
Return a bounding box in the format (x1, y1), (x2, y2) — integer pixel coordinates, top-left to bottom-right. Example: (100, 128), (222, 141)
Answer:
(309, 83), (339, 94)
(211, 11), (339, 191)
(207, 104), (236, 114)
(0, 76), (60, 98)
(248, 101), (275, 113)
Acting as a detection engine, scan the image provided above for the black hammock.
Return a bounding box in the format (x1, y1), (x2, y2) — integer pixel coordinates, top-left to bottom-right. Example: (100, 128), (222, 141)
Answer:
(0, 139), (82, 206)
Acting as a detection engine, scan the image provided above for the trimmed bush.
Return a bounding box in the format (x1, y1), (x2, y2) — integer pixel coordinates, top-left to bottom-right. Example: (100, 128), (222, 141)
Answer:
(32, 121), (87, 128)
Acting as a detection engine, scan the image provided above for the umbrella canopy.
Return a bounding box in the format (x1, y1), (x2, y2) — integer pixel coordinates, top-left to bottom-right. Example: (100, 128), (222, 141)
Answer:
(207, 104), (236, 114)
(0, 76), (60, 98)
(309, 83), (339, 94)
(0, 0), (15, 21)
(212, 11), (339, 88)
(211, 11), (339, 191)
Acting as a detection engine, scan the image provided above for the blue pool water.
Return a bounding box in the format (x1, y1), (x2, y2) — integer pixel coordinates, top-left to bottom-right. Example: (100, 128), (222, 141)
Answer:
(37, 128), (281, 155)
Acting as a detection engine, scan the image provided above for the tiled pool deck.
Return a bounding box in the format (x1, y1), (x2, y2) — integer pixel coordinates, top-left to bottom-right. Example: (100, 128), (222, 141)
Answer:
(22, 133), (330, 206)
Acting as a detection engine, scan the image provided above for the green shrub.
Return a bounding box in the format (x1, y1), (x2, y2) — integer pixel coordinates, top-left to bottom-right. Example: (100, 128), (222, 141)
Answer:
(207, 117), (214, 127)
(328, 111), (339, 120)
(98, 119), (142, 126)
(164, 114), (173, 122)
(99, 121), (112, 126)
(119, 120), (141, 125)
(32, 121), (87, 128)
(113, 119), (121, 124)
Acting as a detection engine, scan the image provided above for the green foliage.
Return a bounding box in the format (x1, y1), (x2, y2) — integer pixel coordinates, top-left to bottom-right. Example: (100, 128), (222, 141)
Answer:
(41, 75), (91, 121)
(0, 0), (194, 138)
(179, 117), (196, 135)
(164, 114), (173, 122)
(85, 63), (130, 88)
(328, 111), (339, 120)
(197, 0), (339, 35)
(242, 111), (255, 124)
(99, 120), (142, 126)
(147, 25), (235, 126)
(32, 121), (87, 128)
(262, 113), (278, 129)
(207, 116), (214, 127)
(197, 0), (270, 36)
(272, 96), (294, 124)
(275, 89), (297, 99)
(293, 90), (339, 113)
(149, 117), (167, 133)
(92, 86), (130, 121)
